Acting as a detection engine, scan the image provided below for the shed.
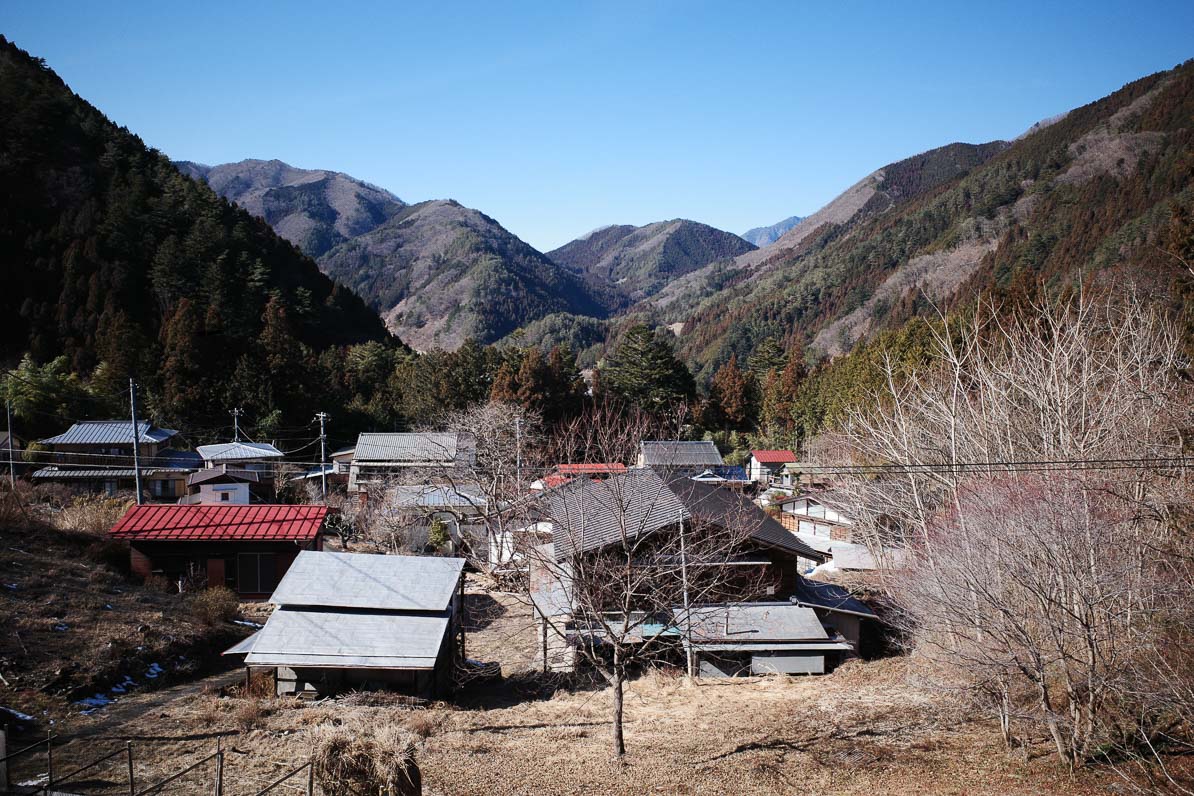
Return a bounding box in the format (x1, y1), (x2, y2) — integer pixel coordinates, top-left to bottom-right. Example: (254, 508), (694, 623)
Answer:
(109, 504), (326, 595)
(683, 602), (853, 676)
(229, 551), (465, 698)
(748, 449), (797, 484)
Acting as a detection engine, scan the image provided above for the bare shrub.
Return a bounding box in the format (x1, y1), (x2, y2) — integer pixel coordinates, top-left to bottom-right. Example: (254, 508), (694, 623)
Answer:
(312, 719), (422, 796)
(233, 698), (272, 731)
(403, 711), (442, 739)
(142, 573), (171, 593)
(55, 495), (130, 536)
(831, 290), (1194, 773)
(189, 586), (240, 625)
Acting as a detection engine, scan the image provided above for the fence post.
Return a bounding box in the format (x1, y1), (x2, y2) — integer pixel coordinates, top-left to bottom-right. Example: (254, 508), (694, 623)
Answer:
(127, 741), (135, 796)
(306, 760), (314, 796)
(45, 731), (52, 787)
(0, 725), (7, 789)
(214, 738), (224, 796)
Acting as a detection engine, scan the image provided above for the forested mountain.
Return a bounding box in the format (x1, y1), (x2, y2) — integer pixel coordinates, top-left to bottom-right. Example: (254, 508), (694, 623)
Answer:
(740, 215), (804, 247)
(651, 61), (1194, 381)
(548, 220), (756, 301)
(175, 159), (405, 259)
(0, 36), (397, 432)
(319, 199), (624, 350)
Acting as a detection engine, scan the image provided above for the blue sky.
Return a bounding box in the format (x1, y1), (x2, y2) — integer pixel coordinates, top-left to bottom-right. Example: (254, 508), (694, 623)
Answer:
(5, 1), (1193, 250)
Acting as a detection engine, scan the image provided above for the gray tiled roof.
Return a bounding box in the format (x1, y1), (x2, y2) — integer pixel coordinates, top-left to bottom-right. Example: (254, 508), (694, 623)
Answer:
(242, 607), (449, 669)
(640, 440), (724, 467)
(39, 420), (177, 446)
(187, 466), (261, 487)
(196, 442), (284, 462)
(545, 469), (823, 561)
(353, 432), (474, 464)
(684, 602), (828, 643)
(269, 551), (464, 611)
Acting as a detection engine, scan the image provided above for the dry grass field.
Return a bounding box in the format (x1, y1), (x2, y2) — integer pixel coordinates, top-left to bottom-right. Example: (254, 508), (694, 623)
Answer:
(0, 514), (1134, 795)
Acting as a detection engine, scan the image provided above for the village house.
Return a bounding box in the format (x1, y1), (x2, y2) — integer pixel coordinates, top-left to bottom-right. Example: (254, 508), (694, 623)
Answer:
(225, 551), (465, 699)
(775, 493), (904, 572)
(635, 440), (724, 473)
(180, 466), (264, 505)
(747, 449), (797, 484)
(379, 484), (491, 552)
(347, 432), (476, 493)
(530, 469), (873, 677)
(31, 420), (200, 499)
(196, 441), (284, 480)
(109, 503), (327, 595)
(772, 461), (835, 492)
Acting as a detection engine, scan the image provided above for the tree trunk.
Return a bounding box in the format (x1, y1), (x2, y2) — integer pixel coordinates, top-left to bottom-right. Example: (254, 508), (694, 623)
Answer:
(611, 660), (626, 757)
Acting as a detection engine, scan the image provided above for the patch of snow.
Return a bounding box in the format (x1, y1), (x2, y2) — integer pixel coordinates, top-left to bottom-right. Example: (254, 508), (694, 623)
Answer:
(233, 619), (263, 628)
(0, 705), (36, 723)
(145, 662), (163, 679)
(77, 694), (115, 714)
(52, 623), (69, 632)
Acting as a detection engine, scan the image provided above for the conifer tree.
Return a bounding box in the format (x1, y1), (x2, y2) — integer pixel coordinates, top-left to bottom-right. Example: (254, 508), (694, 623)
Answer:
(601, 324), (695, 411)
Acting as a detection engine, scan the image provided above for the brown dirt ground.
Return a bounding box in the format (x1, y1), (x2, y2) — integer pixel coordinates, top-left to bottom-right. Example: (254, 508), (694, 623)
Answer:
(3, 579), (1130, 796)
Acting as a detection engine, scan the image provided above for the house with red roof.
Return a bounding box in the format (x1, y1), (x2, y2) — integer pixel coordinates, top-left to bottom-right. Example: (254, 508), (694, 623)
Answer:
(747, 449), (797, 484)
(110, 504), (327, 596)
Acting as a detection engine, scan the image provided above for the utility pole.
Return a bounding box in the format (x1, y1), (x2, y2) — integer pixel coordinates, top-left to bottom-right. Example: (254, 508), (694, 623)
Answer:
(129, 378), (143, 505)
(6, 398), (14, 489)
(231, 407), (243, 442)
(514, 415), (522, 489)
(314, 412), (329, 502)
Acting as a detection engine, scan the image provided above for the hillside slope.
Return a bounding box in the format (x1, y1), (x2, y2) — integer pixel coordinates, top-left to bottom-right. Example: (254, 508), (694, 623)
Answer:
(320, 200), (623, 349)
(741, 215), (804, 247)
(662, 61), (1193, 377)
(0, 36), (393, 425)
(548, 219), (756, 301)
(175, 159), (405, 259)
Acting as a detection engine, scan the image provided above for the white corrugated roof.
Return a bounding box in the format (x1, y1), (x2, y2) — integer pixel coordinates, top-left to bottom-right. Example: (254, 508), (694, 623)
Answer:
(243, 607), (449, 669)
(353, 432), (473, 464)
(196, 442), (284, 462)
(269, 551), (464, 611)
(684, 603), (828, 643)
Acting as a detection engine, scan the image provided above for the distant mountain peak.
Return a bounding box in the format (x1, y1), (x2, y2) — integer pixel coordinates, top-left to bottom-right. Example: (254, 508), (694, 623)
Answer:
(548, 219), (755, 301)
(175, 158), (405, 259)
(740, 215), (804, 247)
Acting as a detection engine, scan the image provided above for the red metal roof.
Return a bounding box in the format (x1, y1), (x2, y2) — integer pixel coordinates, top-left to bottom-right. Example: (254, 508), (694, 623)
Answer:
(556, 463), (628, 475)
(751, 449), (797, 464)
(110, 504), (327, 543)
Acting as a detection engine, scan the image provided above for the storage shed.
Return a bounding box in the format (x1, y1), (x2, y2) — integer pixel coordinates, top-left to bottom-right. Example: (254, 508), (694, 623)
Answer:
(228, 551), (465, 699)
(684, 602), (853, 677)
(109, 504), (326, 595)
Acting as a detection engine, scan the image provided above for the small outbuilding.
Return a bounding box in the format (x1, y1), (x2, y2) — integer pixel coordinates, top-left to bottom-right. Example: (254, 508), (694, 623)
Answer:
(109, 504), (326, 595)
(228, 551), (465, 699)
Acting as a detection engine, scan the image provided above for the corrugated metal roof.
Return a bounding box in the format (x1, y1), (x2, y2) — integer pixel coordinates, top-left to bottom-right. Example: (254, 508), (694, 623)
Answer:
(243, 607), (449, 669)
(196, 442), (284, 462)
(386, 485), (486, 509)
(223, 631), (261, 656)
(32, 466), (185, 479)
(640, 440), (724, 467)
(187, 467), (261, 487)
(39, 420), (178, 446)
(684, 603), (828, 643)
(751, 450), (797, 464)
(109, 504), (327, 542)
(691, 465), (750, 482)
(269, 551), (464, 611)
(545, 469), (823, 561)
(792, 578), (876, 618)
(353, 432), (474, 464)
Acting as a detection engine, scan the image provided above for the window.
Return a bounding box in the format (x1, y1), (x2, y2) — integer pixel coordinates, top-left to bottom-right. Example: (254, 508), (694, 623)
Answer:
(237, 553), (278, 594)
(220, 492), (231, 502)
(103, 480), (117, 497)
(151, 479), (177, 498)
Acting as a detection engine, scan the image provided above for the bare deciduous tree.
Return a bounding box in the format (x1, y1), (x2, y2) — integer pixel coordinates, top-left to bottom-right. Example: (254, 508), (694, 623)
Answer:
(827, 289), (1194, 777)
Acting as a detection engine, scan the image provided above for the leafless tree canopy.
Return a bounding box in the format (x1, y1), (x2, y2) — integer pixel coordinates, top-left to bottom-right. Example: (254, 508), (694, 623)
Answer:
(828, 289), (1194, 782)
